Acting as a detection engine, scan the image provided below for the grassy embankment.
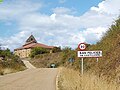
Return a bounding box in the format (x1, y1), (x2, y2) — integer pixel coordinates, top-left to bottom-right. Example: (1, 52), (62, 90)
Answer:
(29, 52), (63, 68)
(0, 49), (26, 75)
(58, 68), (120, 90)
(29, 47), (76, 68)
(58, 17), (120, 90)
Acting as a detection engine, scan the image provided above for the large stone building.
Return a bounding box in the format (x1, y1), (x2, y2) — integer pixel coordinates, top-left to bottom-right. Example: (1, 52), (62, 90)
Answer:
(14, 35), (54, 58)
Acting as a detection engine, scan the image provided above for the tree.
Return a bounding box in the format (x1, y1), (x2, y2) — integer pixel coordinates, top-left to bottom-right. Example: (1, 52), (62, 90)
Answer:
(0, 48), (11, 57)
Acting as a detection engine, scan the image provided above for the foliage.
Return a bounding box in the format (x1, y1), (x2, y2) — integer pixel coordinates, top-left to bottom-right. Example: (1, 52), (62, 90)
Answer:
(61, 47), (72, 62)
(30, 47), (49, 58)
(0, 48), (26, 75)
(83, 17), (120, 80)
(52, 47), (61, 53)
(0, 48), (19, 61)
(62, 47), (72, 52)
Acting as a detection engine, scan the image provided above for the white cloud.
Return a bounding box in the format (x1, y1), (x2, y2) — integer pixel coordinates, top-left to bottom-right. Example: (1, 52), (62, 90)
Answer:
(82, 27), (108, 43)
(50, 13), (56, 21)
(0, 0), (120, 50)
(59, 0), (66, 4)
(91, 0), (120, 15)
(52, 7), (75, 15)
(0, 31), (29, 51)
(0, 0), (42, 21)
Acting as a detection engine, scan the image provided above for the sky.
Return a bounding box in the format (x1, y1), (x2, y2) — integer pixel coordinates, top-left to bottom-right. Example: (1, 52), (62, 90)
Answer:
(0, 0), (120, 51)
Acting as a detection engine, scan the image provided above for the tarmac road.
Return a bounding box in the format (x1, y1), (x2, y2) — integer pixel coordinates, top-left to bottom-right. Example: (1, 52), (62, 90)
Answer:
(0, 60), (58, 90)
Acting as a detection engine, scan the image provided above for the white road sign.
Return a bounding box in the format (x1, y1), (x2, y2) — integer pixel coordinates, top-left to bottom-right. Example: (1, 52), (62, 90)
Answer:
(78, 51), (102, 58)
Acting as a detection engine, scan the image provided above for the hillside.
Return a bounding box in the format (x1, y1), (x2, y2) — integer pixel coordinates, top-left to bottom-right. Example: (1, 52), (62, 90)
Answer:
(29, 52), (63, 68)
(0, 49), (26, 75)
(29, 47), (78, 68)
(57, 17), (120, 90)
(85, 17), (120, 81)
(57, 17), (120, 81)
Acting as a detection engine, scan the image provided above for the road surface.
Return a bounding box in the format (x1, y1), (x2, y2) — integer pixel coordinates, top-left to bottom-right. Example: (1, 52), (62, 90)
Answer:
(0, 60), (58, 90)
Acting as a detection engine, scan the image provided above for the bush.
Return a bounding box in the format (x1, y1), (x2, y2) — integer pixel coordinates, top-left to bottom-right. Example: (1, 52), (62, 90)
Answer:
(0, 48), (12, 60)
(30, 47), (49, 58)
(52, 47), (61, 53)
(0, 48), (26, 75)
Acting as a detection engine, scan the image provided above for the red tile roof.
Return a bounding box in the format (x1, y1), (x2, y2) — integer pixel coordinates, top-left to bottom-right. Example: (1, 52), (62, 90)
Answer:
(14, 43), (54, 50)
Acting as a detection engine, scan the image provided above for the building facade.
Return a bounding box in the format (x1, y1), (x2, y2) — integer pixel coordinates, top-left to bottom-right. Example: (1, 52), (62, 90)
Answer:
(14, 35), (54, 58)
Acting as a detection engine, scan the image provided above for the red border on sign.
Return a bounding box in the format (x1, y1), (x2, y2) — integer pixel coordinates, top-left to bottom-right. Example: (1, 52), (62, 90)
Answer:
(78, 43), (86, 51)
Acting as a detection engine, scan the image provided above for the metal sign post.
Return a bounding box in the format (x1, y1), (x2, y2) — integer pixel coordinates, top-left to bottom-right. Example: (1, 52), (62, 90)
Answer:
(97, 58), (99, 62)
(81, 58), (84, 75)
(78, 43), (86, 75)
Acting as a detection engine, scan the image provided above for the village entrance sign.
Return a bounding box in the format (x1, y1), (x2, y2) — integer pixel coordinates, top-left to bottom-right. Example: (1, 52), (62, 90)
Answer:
(77, 43), (102, 75)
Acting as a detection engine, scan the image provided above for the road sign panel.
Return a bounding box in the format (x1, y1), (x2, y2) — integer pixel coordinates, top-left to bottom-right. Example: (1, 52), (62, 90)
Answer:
(78, 43), (86, 50)
(78, 51), (102, 58)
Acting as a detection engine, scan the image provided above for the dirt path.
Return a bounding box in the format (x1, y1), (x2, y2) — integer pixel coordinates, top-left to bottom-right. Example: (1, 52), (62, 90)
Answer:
(22, 59), (36, 69)
(0, 60), (58, 90)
